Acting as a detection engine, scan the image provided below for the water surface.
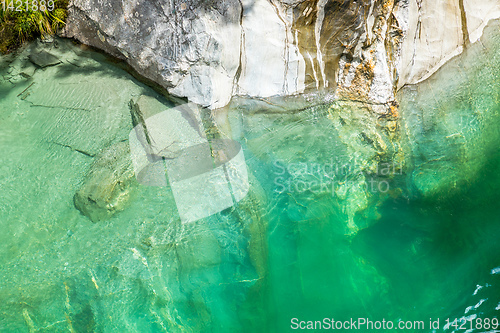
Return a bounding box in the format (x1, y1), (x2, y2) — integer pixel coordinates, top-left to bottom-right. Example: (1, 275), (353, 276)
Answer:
(0, 33), (499, 332)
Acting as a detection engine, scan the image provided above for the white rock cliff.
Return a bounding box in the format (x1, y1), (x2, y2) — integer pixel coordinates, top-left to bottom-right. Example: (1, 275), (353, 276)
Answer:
(64, 0), (500, 109)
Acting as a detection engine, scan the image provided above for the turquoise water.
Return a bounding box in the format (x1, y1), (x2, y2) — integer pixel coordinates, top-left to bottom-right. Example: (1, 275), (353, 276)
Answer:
(1, 28), (500, 333)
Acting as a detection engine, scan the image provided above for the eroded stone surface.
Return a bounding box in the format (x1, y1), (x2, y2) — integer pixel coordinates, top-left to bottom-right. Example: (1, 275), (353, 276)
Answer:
(65, 0), (500, 109)
(397, 0), (500, 87)
(65, 0), (242, 109)
(74, 141), (136, 222)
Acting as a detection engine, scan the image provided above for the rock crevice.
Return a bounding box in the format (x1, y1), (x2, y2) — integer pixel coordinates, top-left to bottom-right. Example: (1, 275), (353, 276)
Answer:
(65, 0), (500, 109)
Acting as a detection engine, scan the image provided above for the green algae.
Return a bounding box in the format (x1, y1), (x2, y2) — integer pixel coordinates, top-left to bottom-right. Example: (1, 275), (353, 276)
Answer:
(0, 0), (67, 53)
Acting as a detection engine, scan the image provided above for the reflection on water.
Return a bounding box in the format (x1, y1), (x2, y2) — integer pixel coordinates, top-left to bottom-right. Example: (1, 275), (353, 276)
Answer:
(0, 27), (499, 332)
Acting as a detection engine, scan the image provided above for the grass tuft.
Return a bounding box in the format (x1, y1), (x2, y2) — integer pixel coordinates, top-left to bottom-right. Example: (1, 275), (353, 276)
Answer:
(0, 0), (68, 53)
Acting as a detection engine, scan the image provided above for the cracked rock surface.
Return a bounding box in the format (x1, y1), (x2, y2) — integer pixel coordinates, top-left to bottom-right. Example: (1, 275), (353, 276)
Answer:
(65, 0), (500, 109)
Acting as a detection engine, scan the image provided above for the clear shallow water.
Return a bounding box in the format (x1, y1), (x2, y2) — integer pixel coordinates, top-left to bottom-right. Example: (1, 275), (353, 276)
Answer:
(0, 33), (499, 333)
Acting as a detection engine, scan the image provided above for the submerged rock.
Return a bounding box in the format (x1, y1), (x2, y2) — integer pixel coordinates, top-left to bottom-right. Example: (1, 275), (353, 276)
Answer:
(398, 19), (500, 199)
(326, 100), (404, 232)
(28, 51), (61, 68)
(129, 95), (205, 160)
(74, 141), (136, 222)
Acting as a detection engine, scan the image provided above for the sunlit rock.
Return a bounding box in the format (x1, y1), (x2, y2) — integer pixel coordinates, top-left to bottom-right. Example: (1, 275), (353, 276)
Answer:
(237, 0), (305, 97)
(65, 0), (499, 109)
(64, 0), (242, 109)
(397, 0), (500, 87)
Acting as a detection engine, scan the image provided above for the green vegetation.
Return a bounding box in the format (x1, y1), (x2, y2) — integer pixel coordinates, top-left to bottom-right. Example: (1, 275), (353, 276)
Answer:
(0, 0), (67, 53)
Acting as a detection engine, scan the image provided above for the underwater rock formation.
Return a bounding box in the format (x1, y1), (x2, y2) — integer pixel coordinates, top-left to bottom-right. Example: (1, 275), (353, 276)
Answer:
(64, 0), (500, 109)
(398, 19), (500, 199)
(326, 99), (403, 232)
(28, 51), (61, 68)
(129, 95), (206, 161)
(74, 141), (136, 222)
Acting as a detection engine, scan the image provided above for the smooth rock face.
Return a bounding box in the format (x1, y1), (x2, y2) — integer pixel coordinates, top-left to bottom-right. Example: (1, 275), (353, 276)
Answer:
(397, 0), (500, 88)
(237, 0), (305, 97)
(65, 0), (500, 109)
